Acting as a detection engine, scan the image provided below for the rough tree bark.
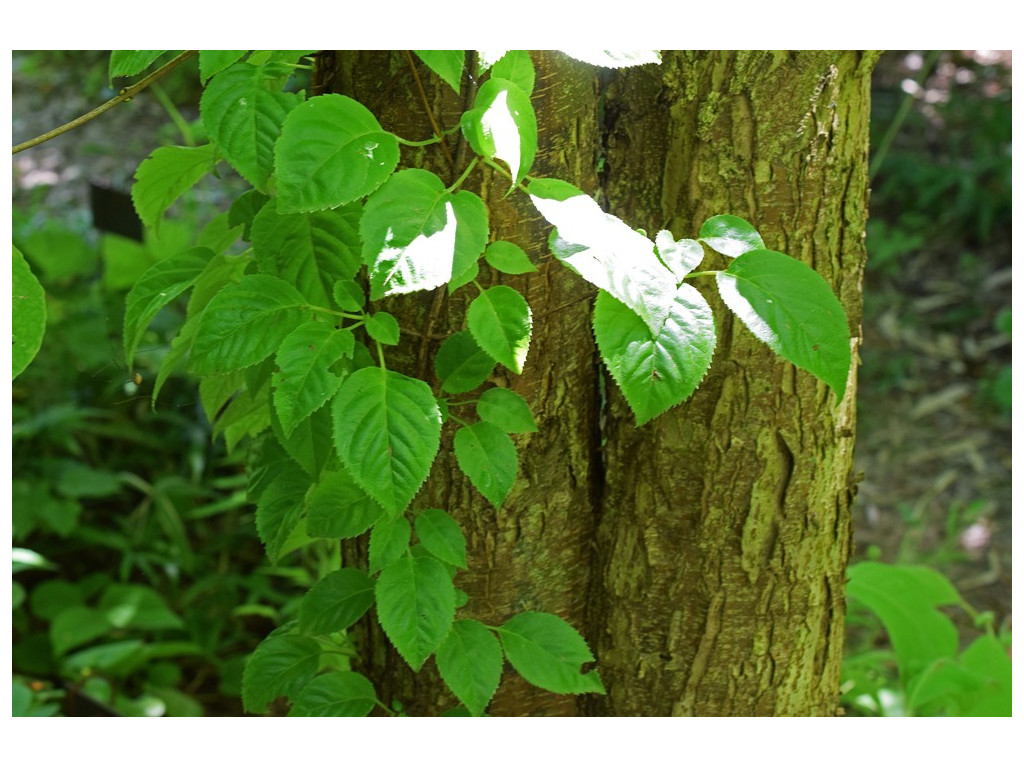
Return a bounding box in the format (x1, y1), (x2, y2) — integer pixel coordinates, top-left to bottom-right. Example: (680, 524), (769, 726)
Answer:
(321, 50), (875, 716)
(586, 50), (875, 716)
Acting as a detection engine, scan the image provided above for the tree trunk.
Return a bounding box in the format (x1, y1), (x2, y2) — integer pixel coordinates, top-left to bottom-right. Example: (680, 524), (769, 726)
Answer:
(325, 51), (605, 716)
(321, 50), (875, 716)
(586, 51), (875, 716)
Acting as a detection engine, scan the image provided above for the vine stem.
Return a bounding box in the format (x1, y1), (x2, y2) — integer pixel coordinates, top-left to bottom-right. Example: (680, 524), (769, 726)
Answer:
(403, 50), (455, 170)
(12, 50), (197, 154)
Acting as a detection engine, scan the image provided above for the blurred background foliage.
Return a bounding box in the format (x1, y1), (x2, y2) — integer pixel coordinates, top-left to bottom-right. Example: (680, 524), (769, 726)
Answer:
(10, 50), (1012, 716)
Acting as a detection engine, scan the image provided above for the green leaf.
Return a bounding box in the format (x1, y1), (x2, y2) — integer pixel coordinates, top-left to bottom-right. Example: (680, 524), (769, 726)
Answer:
(414, 50), (464, 93)
(272, 402), (336, 481)
(198, 50), (248, 82)
(594, 285), (716, 426)
(197, 212), (244, 255)
(191, 274), (309, 375)
(376, 553), (456, 672)
(415, 509), (467, 569)
(366, 312), (400, 346)
(655, 231), (704, 283)
(255, 464), (310, 563)
(332, 277), (365, 312)
(498, 612), (604, 695)
(272, 322), (354, 437)
(484, 240), (536, 274)
(436, 619), (504, 716)
(251, 203), (362, 307)
(956, 635), (1012, 716)
(477, 387), (537, 433)
(461, 78), (537, 186)
(490, 50), (535, 95)
(12, 246), (46, 380)
(123, 246), (210, 368)
(99, 584), (184, 630)
(454, 422), (518, 509)
(305, 466), (385, 539)
(560, 50), (661, 68)
(368, 515), (412, 574)
(716, 249), (850, 399)
(448, 260), (479, 294)
(288, 671), (377, 717)
(109, 51), (166, 80)
(228, 189), (269, 240)
(200, 62), (303, 191)
(275, 94), (399, 213)
(29, 580), (83, 621)
(699, 214), (766, 258)
(131, 144), (218, 230)
(332, 367), (442, 515)
(467, 285), (532, 374)
(451, 190), (489, 279)
(434, 330), (495, 394)
(531, 186), (676, 335)
(362, 169), (457, 300)
(242, 634), (321, 713)
(298, 568), (376, 636)
(846, 562), (962, 682)
(50, 606), (112, 657)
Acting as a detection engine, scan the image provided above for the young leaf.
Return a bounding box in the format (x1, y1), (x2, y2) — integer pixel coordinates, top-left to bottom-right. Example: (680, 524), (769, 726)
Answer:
(434, 330), (495, 394)
(530, 185), (676, 335)
(131, 144), (219, 230)
(251, 203), (362, 307)
(461, 78), (537, 186)
(716, 249), (850, 399)
(190, 274), (309, 375)
(332, 367), (442, 515)
(655, 231), (704, 283)
(109, 51), (167, 80)
(361, 169), (457, 300)
(242, 634), (321, 713)
(200, 62), (303, 191)
(477, 387), (537, 433)
(198, 50), (248, 82)
(454, 422), (518, 509)
(414, 50), (465, 93)
(368, 515), (412, 574)
(288, 671), (377, 717)
(491, 50), (536, 96)
(272, 322), (354, 437)
(122, 247), (210, 369)
(298, 568), (376, 636)
(846, 562), (962, 682)
(498, 612), (605, 695)
(376, 553), (456, 672)
(436, 619), (504, 716)
(467, 285), (532, 374)
(699, 214), (766, 258)
(594, 285), (716, 427)
(366, 312), (400, 346)
(484, 240), (536, 274)
(275, 94), (399, 213)
(415, 509), (467, 570)
(305, 466), (386, 539)
(255, 463), (310, 563)
(332, 277), (366, 312)
(12, 246), (46, 380)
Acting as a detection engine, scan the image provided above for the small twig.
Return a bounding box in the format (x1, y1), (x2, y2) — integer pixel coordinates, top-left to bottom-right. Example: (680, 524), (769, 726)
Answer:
(403, 50), (455, 171)
(12, 50), (197, 154)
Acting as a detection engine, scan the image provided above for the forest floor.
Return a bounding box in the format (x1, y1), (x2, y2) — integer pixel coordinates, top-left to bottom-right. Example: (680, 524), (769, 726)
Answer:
(12, 50), (1013, 660)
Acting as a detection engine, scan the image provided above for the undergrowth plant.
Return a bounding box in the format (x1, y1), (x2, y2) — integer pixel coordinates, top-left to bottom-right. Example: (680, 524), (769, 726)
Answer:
(13, 50), (852, 716)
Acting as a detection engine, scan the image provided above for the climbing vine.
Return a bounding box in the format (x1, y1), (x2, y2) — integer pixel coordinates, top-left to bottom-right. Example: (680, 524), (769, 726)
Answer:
(12, 49), (852, 716)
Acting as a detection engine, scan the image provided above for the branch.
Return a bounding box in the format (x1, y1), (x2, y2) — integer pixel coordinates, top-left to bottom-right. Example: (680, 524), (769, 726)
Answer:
(12, 50), (198, 155)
